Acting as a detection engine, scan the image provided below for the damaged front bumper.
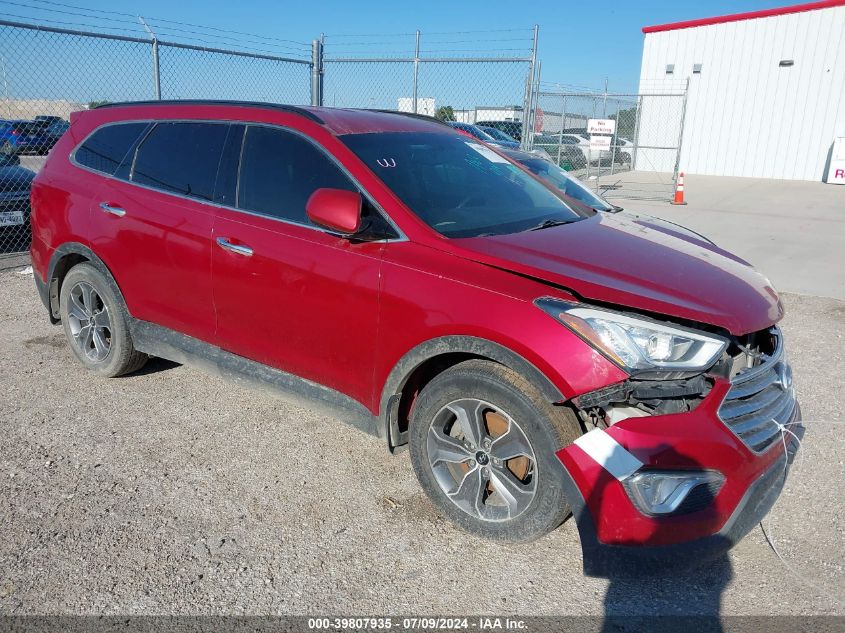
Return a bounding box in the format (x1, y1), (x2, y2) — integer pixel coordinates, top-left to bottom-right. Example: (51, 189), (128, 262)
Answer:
(555, 378), (802, 577)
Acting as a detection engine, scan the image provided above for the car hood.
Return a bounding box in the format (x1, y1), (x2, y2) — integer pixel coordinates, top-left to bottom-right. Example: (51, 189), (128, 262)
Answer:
(451, 212), (782, 335)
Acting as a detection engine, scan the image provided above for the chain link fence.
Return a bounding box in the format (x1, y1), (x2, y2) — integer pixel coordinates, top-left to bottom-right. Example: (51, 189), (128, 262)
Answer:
(321, 29), (538, 144)
(0, 19), (312, 259)
(3, 15), (694, 258)
(535, 88), (688, 201)
(0, 20), (541, 259)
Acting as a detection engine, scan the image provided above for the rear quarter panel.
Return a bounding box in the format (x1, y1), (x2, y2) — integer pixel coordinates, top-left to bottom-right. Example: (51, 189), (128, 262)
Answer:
(30, 120), (102, 282)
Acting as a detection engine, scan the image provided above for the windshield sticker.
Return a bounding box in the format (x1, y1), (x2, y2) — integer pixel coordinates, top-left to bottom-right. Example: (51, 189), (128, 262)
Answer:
(465, 142), (509, 164)
(376, 158), (396, 168)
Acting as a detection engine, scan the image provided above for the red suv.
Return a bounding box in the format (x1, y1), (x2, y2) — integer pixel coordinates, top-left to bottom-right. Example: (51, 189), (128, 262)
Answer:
(30, 101), (801, 574)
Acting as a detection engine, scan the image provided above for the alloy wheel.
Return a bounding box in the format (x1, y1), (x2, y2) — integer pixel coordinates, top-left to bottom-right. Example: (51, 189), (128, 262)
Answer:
(427, 398), (537, 522)
(67, 281), (112, 362)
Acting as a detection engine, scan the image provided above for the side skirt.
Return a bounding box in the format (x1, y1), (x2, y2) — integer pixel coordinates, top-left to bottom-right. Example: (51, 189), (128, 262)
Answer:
(129, 319), (382, 438)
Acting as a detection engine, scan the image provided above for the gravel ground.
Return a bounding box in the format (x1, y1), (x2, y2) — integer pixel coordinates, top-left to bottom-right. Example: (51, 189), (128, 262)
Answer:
(0, 267), (842, 616)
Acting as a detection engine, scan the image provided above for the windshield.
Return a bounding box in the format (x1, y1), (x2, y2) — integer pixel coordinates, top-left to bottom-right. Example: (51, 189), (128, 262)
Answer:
(341, 131), (591, 238)
(517, 157), (614, 212)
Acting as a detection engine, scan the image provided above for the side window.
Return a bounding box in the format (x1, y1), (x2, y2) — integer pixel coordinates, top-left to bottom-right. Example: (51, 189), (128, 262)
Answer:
(75, 123), (149, 176)
(237, 125), (354, 225)
(132, 122), (229, 201)
(213, 124), (245, 207)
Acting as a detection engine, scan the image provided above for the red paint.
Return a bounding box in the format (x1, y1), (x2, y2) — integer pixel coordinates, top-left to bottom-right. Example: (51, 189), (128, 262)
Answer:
(91, 178), (217, 341)
(30, 102), (791, 555)
(643, 0), (845, 34)
(306, 188), (363, 234)
(453, 211), (782, 335)
(557, 379), (789, 546)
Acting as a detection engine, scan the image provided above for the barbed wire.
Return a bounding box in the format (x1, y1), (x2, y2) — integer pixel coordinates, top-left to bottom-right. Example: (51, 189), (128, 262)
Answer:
(3, 0), (312, 55)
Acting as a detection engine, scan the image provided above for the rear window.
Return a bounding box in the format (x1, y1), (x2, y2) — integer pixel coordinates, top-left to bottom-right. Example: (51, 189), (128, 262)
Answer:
(75, 122), (148, 176)
(131, 122), (229, 202)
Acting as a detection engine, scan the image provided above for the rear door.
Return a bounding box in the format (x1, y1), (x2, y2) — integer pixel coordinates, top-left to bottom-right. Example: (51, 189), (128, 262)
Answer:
(211, 124), (390, 407)
(88, 121), (230, 343)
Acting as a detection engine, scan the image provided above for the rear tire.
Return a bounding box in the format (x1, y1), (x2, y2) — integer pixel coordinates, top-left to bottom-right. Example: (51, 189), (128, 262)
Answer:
(409, 359), (582, 543)
(59, 263), (147, 377)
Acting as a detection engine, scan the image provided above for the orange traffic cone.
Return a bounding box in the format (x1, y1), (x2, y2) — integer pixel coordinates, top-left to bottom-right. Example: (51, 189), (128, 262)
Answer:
(672, 172), (688, 205)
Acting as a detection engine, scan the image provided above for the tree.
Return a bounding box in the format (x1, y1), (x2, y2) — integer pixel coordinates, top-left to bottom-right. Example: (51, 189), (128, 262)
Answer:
(87, 100), (111, 109)
(609, 107), (637, 139)
(435, 105), (455, 122)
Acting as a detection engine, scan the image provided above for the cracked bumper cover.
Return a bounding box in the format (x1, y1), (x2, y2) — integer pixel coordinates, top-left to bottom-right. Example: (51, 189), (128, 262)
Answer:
(555, 379), (802, 577)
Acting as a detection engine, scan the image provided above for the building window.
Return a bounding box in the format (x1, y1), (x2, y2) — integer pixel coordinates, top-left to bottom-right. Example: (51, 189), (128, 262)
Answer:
(665, 64), (674, 74)
(693, 63), (703, 74)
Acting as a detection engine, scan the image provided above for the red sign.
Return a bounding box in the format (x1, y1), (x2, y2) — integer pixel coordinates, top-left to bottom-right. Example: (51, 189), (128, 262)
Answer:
(534, 107), (544, 133)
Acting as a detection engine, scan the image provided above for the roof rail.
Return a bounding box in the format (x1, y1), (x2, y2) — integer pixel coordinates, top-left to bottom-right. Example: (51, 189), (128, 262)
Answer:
(368, 108), (449, 127)
(92, 100), (324, 124)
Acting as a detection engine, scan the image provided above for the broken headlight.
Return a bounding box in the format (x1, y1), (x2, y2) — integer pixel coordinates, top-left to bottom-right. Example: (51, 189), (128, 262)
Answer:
(536, 299), (727, 375)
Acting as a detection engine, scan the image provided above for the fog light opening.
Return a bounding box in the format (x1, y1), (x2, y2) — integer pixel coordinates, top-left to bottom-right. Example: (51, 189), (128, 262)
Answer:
(623, 470), (725, 516)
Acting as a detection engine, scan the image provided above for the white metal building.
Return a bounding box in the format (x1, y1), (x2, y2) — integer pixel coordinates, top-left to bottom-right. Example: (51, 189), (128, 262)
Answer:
(636, 0), (845, 180)
(453, 106), (524, 124)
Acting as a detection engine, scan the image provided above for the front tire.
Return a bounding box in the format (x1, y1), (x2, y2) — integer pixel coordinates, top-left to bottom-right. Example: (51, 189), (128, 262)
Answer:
(409, 359), (582, 543)
(59, 263), (147, 377)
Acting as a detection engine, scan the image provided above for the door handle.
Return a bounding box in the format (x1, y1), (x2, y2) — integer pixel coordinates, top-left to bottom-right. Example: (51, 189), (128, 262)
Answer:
(99, 202), (126, 217)
(216, 237), (253, 257)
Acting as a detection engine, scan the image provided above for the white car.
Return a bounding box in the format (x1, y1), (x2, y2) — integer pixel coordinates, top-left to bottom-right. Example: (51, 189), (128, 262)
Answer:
(613, 137), (635, 165)
(560, 133), (613, 166)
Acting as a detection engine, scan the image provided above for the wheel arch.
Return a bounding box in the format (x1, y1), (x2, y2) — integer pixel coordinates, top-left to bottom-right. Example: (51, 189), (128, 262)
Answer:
(46, 242), (126, 323)
(380, 336), (566, 452)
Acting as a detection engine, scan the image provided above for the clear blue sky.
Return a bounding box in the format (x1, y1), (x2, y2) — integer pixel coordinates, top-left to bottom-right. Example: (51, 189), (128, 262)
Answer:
(7, 0), (795, 93)
(3, 0), (799, 114)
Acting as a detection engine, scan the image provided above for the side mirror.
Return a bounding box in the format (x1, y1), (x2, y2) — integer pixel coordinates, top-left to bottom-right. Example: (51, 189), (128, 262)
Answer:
(306, 188), (362, 235)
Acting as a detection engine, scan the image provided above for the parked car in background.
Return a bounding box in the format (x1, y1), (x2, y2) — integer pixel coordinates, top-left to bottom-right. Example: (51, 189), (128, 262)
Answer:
(446, 122), (518, 149)
(31, 101), (800, 574)
(34, 115), (66, 127)
(477, 126), (519, 145)
(0, 120), (51, 155)
(502, 147), (613, 211)
(532, 135), (587, 171)
(475, 119), (523, 142)
(0, 152), (36, 247)
(43, 119), (70, 151)
(614, 137), (634, 165)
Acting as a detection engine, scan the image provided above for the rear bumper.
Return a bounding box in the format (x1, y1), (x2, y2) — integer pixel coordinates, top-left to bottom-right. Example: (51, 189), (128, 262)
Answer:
(556, 381), (802, 576)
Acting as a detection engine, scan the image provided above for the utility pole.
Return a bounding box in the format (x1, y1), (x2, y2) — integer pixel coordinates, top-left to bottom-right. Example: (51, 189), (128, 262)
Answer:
(412, 30), (420, 114)
(603, 77), (608, 117)
(1, 55), (9, 117)
(138, 16), (161, 100)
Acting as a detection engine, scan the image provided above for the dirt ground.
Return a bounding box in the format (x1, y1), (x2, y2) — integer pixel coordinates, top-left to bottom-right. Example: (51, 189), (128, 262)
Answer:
(0, 267), (842, 616)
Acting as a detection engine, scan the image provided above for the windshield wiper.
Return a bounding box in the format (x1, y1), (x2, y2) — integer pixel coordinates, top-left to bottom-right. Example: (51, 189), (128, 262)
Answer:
(527, 218), (573, 231)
